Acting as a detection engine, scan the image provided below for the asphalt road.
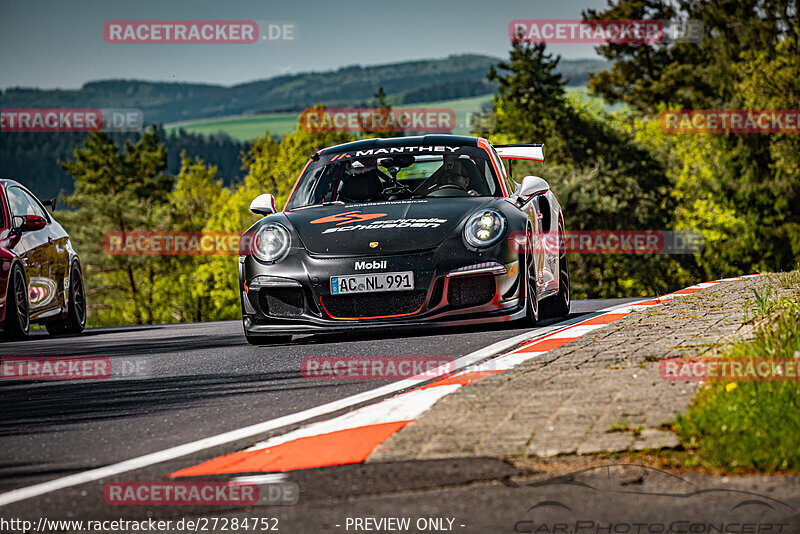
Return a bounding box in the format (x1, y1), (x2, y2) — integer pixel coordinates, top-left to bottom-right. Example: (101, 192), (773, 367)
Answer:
(0, 298), (645, 525)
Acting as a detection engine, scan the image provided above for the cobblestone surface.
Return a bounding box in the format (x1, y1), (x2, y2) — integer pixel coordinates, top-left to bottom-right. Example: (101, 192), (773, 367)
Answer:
(369, 276), (770, 462)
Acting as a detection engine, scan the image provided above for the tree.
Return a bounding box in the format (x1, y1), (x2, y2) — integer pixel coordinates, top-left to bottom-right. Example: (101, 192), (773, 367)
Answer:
(264, 110), (355, 210)
(473, 37), (691, 298)
(58, 127), (172, 325)
(585, 0), (800, 276)
(472, 41), (568, 146)
(583, 0), (798, 113)
(195, 117), (357, 320)
(360, 86), (405, 138)
(148, 154), (230, 323)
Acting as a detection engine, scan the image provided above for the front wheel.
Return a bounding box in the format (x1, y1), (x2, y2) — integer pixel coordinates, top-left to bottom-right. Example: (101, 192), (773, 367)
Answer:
(3, 264), (30, 340)
(520, 241), (539, 326)
(46, 263), (86, 336)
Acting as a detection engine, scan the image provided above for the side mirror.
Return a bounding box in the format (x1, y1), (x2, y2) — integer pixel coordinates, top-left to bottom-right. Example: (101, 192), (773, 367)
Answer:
(517, 175), (550, 202)
(250, 194), (277, 216)
(20, 215), (47, 232)
(46, 198), (57, 211)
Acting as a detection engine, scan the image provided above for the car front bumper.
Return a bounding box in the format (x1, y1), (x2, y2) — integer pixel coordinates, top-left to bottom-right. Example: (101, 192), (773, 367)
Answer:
(240, 242), (525, 336)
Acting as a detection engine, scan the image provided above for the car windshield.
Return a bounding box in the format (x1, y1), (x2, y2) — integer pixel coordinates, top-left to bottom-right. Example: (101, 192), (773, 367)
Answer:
(285, 146), (501, 209)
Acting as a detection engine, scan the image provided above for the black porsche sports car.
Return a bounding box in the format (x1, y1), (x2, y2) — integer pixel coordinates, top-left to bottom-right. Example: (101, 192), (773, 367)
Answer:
(239, 135), (569, 344)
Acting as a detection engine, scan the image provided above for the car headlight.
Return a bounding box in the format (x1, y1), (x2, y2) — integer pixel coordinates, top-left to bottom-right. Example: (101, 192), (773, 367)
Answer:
(464, 209), (507, 248)
(252, 223), (291, 263)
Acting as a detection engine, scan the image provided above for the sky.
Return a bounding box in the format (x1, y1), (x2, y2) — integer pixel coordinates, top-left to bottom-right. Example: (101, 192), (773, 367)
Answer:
(0, 0), (609, 90)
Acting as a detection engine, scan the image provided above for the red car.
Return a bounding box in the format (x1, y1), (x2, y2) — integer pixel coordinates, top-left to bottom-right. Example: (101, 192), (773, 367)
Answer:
(0, 179), (85, 339)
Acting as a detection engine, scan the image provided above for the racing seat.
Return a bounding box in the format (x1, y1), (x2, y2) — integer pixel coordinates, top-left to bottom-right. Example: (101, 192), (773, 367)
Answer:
(338, 170), (384, 202)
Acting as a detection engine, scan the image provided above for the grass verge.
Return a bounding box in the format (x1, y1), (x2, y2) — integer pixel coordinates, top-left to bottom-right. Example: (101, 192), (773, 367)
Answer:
(674, 273), (800, 473)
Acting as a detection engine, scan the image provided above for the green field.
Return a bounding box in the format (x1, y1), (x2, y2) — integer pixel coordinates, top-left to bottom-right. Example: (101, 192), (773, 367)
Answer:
(166, 112), (300, 140)
(165, 89), (615, 141)
(165, 95), (495, 140)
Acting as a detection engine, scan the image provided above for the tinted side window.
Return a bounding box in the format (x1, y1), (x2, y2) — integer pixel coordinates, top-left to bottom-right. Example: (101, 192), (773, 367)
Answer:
(487, 146), (516, 194)
(482, 160), (497, 195)
(6, 187), (32, 219)
(490, 146), (508, 180)
(21, 189), (49, 220)
(7, 187), (48, 224)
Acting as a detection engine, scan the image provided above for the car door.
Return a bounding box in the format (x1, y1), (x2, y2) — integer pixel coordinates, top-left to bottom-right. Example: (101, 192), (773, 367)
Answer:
(5, 186), (58, 316)
(522, 193), (550, 297)
(493, 144), (560, 297)
(534, 193), (559, 294)
(21, 187), (68, 314)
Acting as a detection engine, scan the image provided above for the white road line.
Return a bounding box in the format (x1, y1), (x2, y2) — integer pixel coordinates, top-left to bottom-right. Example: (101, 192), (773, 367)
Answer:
(547, 324), (606, 338)
(242, 306), (645, 452)
(462, 300), (652, 373)
(232, 474), (287, 484)
(245, 385), (462, 451)
(0, 318), (579, 508)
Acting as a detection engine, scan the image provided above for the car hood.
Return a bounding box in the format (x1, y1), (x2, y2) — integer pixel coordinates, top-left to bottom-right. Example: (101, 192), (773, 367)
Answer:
(284, 197), (496, 255)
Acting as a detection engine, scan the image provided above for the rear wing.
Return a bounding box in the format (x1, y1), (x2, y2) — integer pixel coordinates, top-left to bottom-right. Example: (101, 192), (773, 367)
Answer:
(494, 144), (544, 181)
(494, 144), (544, 162)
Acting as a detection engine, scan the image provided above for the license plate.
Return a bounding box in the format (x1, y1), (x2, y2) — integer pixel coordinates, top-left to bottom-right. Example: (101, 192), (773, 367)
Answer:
(330, 271), (414, 294)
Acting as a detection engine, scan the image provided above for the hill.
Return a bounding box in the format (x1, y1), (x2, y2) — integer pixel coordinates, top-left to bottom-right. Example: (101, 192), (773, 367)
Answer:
(0, 55), (611, 200)
(0, 55), (609, 125)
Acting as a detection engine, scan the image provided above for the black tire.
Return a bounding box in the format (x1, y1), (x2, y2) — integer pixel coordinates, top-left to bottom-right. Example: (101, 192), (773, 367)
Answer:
(245, 332), (292, 346)
(46, 263), (86, 336)
(3, 264), (30, 340)
(540, 219), (571, 318)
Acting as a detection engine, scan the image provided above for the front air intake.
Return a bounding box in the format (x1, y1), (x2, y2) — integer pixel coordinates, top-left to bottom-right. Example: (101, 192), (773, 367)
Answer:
(321, 290), (427, 319)
(447, 274), (495, 308)
(259, 287), (305, 317)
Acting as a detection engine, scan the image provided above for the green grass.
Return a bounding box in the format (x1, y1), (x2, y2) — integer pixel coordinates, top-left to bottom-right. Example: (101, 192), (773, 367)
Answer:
(165, 95), (495, 140)
(608, 419), (631, 433)
(398, 95), (494, 135)
(752, 281), (774, 316)
(609, 419), (643, 437)
(166, 112), (299, 140)
(164, 88), (616, 141)
(675, 274), (800, 472)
